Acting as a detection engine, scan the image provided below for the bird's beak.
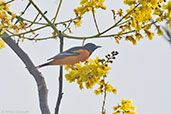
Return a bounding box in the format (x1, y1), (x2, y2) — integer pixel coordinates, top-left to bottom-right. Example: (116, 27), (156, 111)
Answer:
(96, 45), (102, 49)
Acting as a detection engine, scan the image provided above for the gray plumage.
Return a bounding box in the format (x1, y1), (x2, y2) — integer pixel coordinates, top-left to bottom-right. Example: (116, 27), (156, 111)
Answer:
(47, 43), (101, 61)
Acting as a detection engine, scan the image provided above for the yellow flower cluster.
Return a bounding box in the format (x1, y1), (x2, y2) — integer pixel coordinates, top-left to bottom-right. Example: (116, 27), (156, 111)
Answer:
(125, 35), (137, 45)
(162, 1), (171, 29)
(113, 99), (136, 114)
(114, 0), (167, 45)
(124, 0), (165, 6)
(74, 0), (106, 17)
(0, 0), (10, 34)
(94, 79), (117, 95)
(0, 39), (5, 50)
(74, 17), (82, 28)
(65, 57), (111, 89)
(124, 0), (136, 6)
(143, 23), (155, 40)
(0, 1), (27, 34)
(135, 32), (143, 41)
(138, 0), (165, 7)
(129, 5), (152, 23)
(156, 25), (163, 36)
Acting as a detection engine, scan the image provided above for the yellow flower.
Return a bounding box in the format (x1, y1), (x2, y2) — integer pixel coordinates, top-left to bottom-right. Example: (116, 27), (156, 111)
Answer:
(0, 1), (25, 33)
(94, 89), (101, 95)
(0, 1), (10, 11)
(11, 13), (16, 22)
(144, 29), (154, 40)
(135, 32), (143, 41)
(127, 3), (153, 24)
(105, 83), (117, 94)
(15, 28), (19, 33)
(144, 23), (152, 30)
(149, 0), (158, 6)
(19, 22), (27, 30)
(162, 1), (171, 10)
(0, 39), (5, 50)
(156, 26), (163, 36)
(74, 0), (106, 17)
(162, 1), (171, 29)
(0, 1), (11, 30)
(74, 18), (82, 28)
(65, 57), (111, 89)
(125, 35), (137, 45)
(21, 38), (24, 42)
(112, 112), (119, 114)
(80, 0), (88, 5)
(0, 28), (6, 34)
(130, 105), (136, 111)
(113, 99), (137, 114)
(94, 78), (117, 95)
(159, 0), (164, 3)
(131, 18), (141, 31)
(153, 6), (163, 16)
(156, 15), (165, 22)
(112, 88), (117, 94)
(117, 9), (123, 16)
(138, 0), (160, 7)
(113, 105), (120, 111)
(115, 37), (120, 44)
(131, 18), (136, 28)
(124, 0), (136, 6)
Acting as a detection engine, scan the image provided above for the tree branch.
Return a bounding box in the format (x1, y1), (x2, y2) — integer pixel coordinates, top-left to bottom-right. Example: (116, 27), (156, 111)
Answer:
(101, 77), (107, 114)
(92, 8), (100, 34)
(55, 31), (64, 114)
(29, 0), (60, 35)
(97, 4), (140, 36)
(1, 31), (51, 114)
(53, 0), (62, 24)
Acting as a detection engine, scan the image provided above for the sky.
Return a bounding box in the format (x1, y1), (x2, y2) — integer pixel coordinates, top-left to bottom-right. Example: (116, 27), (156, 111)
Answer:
(0, 0), (171, 114)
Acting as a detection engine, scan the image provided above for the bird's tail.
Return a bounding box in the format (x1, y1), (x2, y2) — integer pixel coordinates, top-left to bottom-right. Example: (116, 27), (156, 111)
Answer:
(36, 62), (50, 68)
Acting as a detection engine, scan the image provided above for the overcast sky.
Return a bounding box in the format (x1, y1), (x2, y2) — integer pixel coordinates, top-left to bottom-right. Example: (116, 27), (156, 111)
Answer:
(0, 0), (171, 114)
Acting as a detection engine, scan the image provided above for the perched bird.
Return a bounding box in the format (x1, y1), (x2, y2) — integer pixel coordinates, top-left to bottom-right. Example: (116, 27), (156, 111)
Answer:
(37, 43), (101, 68)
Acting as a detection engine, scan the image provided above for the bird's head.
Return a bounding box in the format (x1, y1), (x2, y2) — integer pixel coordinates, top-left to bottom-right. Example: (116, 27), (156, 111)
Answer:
(83, 43), (101, 55)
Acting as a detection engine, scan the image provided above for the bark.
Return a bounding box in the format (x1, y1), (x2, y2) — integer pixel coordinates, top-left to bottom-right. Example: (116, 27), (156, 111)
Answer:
(55, 31), (64, 114)
(1, 32), (51, 114)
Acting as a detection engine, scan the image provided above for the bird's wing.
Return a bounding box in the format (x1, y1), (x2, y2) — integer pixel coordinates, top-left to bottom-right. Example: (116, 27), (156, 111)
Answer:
(47, 51), (80, 61)
(47, 46), (84, 61)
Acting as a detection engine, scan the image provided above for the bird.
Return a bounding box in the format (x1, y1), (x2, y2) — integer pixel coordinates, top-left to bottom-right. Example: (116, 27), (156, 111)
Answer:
(37, 43), (101, 68)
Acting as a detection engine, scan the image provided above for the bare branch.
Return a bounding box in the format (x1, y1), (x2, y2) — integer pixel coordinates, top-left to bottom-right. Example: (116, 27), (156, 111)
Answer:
(1, 31), (51, 114)
(29, 0), (60, 35)
(53, 0), (62, 24)
(55, 31), (64, 114)
(92, 8), (100, 34)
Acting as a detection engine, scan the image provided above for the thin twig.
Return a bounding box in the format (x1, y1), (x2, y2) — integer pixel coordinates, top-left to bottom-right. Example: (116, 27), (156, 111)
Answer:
(23, 17), (80, 26)
(21, 2), (31, 15)
(26, 13), (40, 28)
(16, 35), (57, 41)
(116, 18), (131, 27)
(4, 25), (48, 38)
(0, 0), (14, 6)
(82, 38), (86, 46)
(62, 20), (72, 33)
(101, 77), (107, 114)
(92, 8), (100, 34)
(4, 20), (158, 41)
(53, 0), (62, 24)
(97, 4), (140, 36)
(29, 0), (60, 35)
(62, 19), (157, 40)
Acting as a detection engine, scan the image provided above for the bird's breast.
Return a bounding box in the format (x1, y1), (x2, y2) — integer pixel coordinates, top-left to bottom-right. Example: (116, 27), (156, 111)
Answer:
(49, 49), (90, 65)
